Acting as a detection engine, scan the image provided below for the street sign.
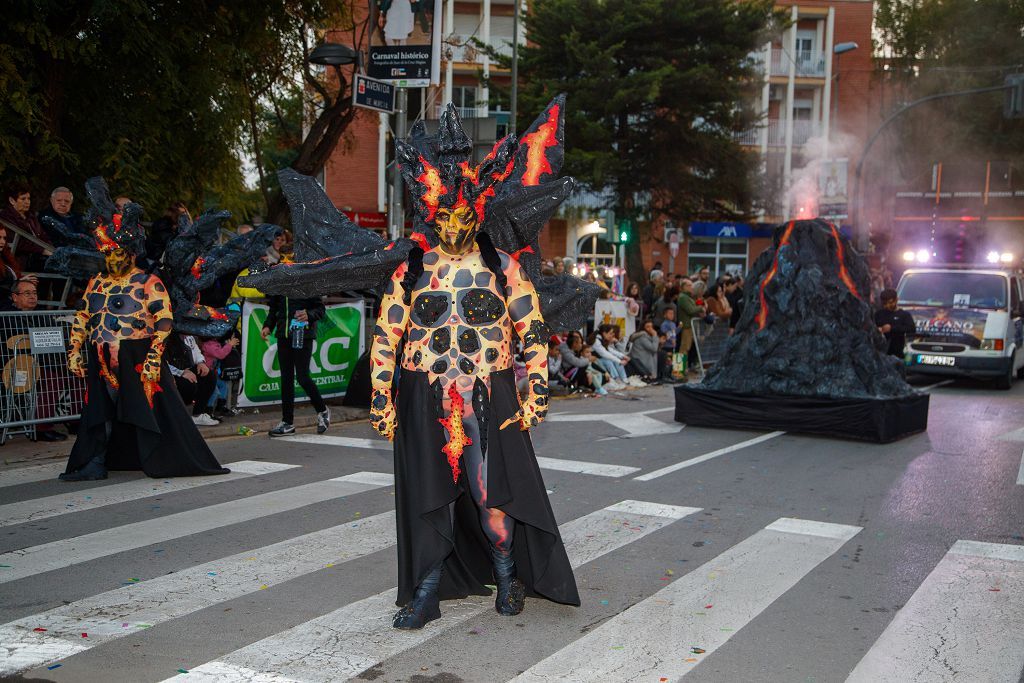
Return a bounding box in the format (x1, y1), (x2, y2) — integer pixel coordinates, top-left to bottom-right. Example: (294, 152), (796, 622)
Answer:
(352, 74), (396, 113)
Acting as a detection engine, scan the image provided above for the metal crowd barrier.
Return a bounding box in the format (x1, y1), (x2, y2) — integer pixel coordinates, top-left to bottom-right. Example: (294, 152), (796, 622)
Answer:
(0, 310), (84, 442)
(691, 317), (731, 377)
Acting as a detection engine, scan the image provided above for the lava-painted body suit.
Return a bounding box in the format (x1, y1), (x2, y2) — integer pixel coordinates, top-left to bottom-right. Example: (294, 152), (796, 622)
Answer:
(372, 244), (549, 553)
(50, 180), (231, 481)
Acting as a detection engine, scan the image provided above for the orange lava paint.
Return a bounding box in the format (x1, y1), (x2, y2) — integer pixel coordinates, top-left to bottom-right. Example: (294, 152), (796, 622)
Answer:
(438, 384), (472, 483)
(519, 104), (560, 187)
(415, 156), (448, 222)
(829, 224), (861, 300)
(191, 257), (206, 280)
(755, 221), (796, 330)
(409, 232), (431, 252)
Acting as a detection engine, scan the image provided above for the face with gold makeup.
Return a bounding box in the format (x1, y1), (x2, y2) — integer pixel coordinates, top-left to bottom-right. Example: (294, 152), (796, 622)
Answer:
(104, 248), (134, 277)
(434, 205), (479, 255)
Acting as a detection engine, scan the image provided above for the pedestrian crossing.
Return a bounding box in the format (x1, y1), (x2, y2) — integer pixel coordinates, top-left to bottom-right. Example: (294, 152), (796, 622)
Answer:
(0, 460), (299, 528)
(1, 450), (1023, 682)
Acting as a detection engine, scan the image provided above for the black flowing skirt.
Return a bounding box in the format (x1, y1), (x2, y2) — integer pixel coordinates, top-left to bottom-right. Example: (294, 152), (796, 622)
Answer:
(64, 338), (230, 478)
(393, 368), (580, 607)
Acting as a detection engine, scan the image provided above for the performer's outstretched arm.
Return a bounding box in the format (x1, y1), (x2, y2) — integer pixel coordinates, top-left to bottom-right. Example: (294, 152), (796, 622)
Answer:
(141, 275), (174, 383)
(68, 279), (93, 378)
(369, 262), (410, 440)
(506, 262), (549, 429)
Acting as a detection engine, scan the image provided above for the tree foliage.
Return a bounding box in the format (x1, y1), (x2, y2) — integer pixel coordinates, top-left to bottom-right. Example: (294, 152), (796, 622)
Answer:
(875, 0), (1024, 171)
(0, 0), (362, 224)
(517, 0), (775, 218)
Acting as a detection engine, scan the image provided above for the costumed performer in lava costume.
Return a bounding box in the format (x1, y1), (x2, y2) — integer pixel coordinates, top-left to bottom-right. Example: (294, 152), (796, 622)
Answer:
(44, 178), (279, 481)
(238, 96), (602, 629)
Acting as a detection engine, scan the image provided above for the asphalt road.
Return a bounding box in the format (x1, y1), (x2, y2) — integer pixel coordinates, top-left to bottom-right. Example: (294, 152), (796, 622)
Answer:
(1, 376), (1022, 682)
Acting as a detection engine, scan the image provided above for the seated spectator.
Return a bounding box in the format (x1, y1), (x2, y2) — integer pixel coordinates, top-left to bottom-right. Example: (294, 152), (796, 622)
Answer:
(0, 226), (32, 300)
(589, 323), (628, 389)
(165, 332), (220, 426)
(114, 195), (132, 213)
(626, 319), (660, 381)
(0, 280), (68, 441)
(199, 332), (240, 418)
(545, 339), (571, 395)
(552, 259), (566, 276)
(1, 182), (53, 272)
(557, 330), (595, 392)
(579, 344), (610, 395)
(39, 186), (86, 239)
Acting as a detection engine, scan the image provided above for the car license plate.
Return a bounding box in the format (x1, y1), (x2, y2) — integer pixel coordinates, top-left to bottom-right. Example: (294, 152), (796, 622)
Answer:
(917, 354), (955, 366)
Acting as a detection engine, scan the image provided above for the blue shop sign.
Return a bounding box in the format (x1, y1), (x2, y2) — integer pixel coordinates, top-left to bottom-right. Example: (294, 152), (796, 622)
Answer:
(688, 221), (851, 239)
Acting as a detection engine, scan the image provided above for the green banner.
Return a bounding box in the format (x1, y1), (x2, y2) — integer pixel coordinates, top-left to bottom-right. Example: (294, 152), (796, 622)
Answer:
(238, 300), (365, 407)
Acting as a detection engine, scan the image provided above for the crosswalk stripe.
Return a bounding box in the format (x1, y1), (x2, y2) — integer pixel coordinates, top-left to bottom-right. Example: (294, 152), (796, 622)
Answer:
(0, 460), (299, 528)
(278, 434), (392, 450)
(846, 539), (1024, 682)
(0, 472), (393, 585)
(513, 516), (861, 682)
(1017, 447), (1024, 485)
(281, 435), (640, 478)
(533, 457), (639, 478)
(0, 511), (397, 676)
(633, 431), (784, 481)
(164, 500), (701, 682)
(0, 462), (66, 489)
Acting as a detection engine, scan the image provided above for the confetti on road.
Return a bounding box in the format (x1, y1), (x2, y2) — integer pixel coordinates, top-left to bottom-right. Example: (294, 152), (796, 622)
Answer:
(47, 664), (62, 670)
(32, 627), (47, 632)
(691, 647), (706, 654)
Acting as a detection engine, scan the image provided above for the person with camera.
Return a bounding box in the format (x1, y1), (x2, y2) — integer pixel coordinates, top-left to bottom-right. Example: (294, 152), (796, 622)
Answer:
(261, 294), (329, 436)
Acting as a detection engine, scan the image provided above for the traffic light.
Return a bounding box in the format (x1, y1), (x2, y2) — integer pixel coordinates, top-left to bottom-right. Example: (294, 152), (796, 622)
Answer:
(617, 217), (634, 244)
(1005, 73), (1024, 119)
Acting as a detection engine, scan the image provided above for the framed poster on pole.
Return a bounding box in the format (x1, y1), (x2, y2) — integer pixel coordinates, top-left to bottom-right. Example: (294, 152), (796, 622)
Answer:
(368, 0), (443, 86)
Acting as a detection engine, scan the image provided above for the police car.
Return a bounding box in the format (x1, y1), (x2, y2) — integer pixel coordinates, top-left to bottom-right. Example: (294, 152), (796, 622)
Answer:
(897, 263), (1024, 389)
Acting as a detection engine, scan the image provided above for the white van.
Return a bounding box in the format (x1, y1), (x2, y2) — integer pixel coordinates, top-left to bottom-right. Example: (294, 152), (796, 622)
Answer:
(897, 267), (1024, 389)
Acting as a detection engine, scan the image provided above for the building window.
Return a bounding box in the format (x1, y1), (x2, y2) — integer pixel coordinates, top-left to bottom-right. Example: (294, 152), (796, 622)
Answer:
(687, 238), (748, 279)
(576, 234), (615, 266)
(452, 86), (478, 118)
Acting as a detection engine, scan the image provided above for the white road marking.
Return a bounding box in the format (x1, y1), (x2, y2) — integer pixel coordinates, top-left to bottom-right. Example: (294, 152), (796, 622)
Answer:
(534, 457), (639, 478)
(278, 434), (392, 450)
(0, 472), (393, 584)
(634, 431), (785, 481)
(546, 412), (684, 439)
(283, 434), (642, 478)
(0, 511), (397, 676)
(1018, 448), (1024, 486)
(846, 539), (1024, 682)
(0, 461), (299, 528)
(163, 500), (701, 682)
(996, 426), (1024, 441)
(918, 379), (954, 392)
(0, 462), (66, 489)
(514, 518), (861, 682)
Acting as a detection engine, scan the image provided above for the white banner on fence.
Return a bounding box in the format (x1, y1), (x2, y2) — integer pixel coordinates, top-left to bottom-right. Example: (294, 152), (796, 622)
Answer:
(594, 300), (635, 340)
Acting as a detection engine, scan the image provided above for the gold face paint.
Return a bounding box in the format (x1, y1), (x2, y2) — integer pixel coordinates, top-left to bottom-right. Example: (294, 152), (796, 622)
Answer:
(434, 205), (479, 255)
(105, 248), (133, 277)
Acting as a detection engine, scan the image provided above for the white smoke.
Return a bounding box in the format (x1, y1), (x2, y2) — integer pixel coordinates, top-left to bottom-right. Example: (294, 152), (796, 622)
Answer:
(785, 131), (861, 220)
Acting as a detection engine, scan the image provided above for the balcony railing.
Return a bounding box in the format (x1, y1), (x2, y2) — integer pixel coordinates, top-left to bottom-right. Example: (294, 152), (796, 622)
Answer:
(770, 48), (826, 78)
(735, 119), (823, 147)
(431, 104), (489, 120)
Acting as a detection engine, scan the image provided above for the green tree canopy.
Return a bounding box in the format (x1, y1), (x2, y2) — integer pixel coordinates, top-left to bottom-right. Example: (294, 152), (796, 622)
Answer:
(517, 0), (775, 218)
(0, 0), (359, 224)
(875, 0), (1024, 170)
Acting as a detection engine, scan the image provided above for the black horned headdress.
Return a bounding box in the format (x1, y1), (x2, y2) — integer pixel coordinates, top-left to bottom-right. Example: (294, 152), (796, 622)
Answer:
(242, 95), (602, 331)
(43, 177), (147, 278)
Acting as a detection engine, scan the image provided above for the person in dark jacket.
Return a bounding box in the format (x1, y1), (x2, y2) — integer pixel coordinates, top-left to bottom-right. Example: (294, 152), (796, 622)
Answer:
(874, 288), (916, 357)
(261, 294), (330, 436)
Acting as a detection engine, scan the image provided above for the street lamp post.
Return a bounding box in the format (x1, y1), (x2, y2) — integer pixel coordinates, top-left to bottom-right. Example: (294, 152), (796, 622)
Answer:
(829, 42), (858, 147)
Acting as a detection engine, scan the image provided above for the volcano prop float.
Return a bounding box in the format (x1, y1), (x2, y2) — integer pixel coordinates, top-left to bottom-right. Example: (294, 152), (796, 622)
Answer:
(675, 218), (928, 442)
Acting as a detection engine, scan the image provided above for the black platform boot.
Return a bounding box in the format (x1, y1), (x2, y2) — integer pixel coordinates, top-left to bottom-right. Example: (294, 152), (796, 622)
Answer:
(59, 453), (107, 482)
(492, 547), (525, 616)
(393, 562), (443, 630)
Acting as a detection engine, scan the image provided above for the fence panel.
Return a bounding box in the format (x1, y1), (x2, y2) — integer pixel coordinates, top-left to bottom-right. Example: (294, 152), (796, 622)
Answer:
(0, 310), (85, 440)
(691, 318), (731, 377)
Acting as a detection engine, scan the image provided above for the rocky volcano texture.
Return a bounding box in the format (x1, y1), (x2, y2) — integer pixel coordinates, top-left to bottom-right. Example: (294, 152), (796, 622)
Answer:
(702, 218), (914, 399)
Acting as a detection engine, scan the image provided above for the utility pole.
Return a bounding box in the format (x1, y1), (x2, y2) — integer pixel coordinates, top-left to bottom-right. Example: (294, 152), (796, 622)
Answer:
(510, 0), (520, 134)
(389, 87), (408, 240)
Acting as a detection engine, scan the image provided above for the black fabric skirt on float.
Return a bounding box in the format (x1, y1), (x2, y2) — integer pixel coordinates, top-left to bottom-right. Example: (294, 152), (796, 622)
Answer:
(393, 368), (580, 608)
(64, 338), (230, 478)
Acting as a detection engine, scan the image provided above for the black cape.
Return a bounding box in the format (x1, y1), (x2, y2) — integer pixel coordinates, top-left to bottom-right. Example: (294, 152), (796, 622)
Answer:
(64, 338), (230, 478)
(393, 368), (580, 607)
